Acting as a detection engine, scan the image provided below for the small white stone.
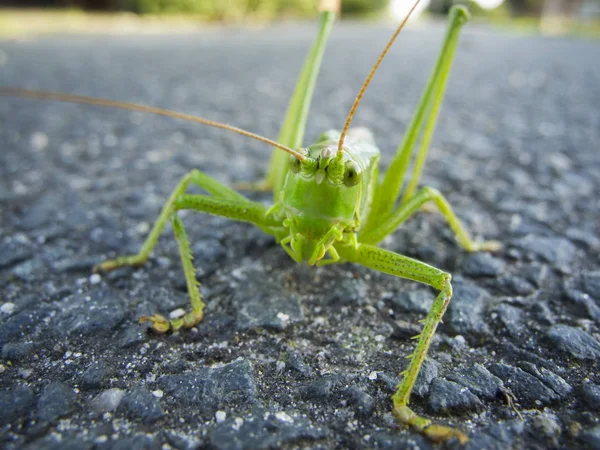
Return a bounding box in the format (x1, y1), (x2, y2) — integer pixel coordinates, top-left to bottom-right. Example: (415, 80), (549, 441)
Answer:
(0, 302), (15, 315)
(454, 335), (466, 346)
(215, 410), (227, 423)
(276, 361), (286, 372)
(31, 132), (48, 151)
(135, 222), (150, 235)
(151, 389), (163, 398)
(169, 308), (186, 319)
(18, 368), (32, 379)
(313, 317), (326, 327)
(233, 417), (244, 430)
(368, 371), (378, 381)
(90, 388), (126, 413)
(275, 411), (293, 423)
(89, 273), (102, 285)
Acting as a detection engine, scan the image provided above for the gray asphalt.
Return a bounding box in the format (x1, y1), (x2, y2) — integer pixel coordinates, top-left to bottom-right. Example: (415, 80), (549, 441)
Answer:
(1, 21), (599, 450)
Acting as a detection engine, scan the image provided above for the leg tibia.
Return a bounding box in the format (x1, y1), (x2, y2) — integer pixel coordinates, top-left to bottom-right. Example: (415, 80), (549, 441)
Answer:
(393, 281), (451, 407)
(139, 215), (204, 333)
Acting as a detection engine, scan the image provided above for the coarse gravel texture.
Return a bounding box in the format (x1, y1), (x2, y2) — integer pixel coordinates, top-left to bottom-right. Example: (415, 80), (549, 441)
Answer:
(1, 20), (599, 450)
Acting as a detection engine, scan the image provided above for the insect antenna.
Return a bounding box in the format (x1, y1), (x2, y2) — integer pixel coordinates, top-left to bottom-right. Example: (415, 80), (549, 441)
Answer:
(0, 87), (305, 161)
(337, 0), (421, 155)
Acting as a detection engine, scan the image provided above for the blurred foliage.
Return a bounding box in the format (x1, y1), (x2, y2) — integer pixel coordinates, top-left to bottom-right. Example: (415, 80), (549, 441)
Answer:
(3, 0), (389, 19)
(119, 0), (311, 18)
(113, 0), (387, 18)
(341, 0), (388, 16)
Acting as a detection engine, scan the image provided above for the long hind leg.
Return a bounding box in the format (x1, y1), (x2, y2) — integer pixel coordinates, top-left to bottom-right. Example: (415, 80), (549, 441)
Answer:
(365, 6), (470, 231)
(240, 6), (336, 197)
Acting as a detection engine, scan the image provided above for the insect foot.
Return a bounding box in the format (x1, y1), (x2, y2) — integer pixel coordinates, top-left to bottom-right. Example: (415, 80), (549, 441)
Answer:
(139, 308), (204, 334)
(393, 405), (469, 445)
(473, 240), (503, 253)
(93, 255), (146, 273)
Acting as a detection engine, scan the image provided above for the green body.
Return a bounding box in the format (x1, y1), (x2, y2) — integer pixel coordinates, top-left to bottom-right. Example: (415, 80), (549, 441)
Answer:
(86, 4), (500, 445)
(276, 129), (379, 264)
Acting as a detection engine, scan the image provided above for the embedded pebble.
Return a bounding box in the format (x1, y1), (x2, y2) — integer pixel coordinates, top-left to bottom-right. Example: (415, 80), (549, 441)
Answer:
(546, 324), (600, 360)
(346, 385), (375, 417)
(447, 278), (491, 336)
(427, 379), (483, 414)
(234, 275), (303, 331)
(80, 362), (111, 390)
(209, 409), (328, 450)
(0, 302), (16, 315)
(488, 363), (560, 406)
(89, 388), (126, 414)
(581, 382), (600, 408)
(117, 386), (165, 424)
(37, 381), (76, 423)
(447, 364), (504, 400)
(158, 359), (257, 416)
(0, 385), (35, 424)
(462, 252), (506, 277)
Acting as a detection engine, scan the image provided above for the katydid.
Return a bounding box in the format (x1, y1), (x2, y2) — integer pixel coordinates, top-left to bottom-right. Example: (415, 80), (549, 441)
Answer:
(0, 0), (501, 444)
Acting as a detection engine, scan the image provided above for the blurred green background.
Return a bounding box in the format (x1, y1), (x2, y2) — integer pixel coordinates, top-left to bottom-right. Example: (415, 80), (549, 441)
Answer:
(0, 0), (598, 36)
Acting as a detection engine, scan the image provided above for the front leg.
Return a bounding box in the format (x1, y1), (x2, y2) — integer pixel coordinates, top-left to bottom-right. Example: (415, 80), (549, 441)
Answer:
(100, 188), (281, 333)
(94, 169), (250, 273)
(336, 242), (469, 445)
(139, 194), (281, 333)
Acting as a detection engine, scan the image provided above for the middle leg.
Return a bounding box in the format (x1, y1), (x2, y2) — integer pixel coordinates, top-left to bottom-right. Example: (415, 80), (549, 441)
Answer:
(360, 185), (501, 251)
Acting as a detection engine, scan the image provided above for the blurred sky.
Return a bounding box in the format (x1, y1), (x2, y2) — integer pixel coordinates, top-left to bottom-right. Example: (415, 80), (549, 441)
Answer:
(391, 0), (506, 20)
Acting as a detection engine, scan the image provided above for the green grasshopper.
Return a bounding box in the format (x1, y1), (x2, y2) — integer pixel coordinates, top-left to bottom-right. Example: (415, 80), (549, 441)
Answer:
(1, 0), (501, 444)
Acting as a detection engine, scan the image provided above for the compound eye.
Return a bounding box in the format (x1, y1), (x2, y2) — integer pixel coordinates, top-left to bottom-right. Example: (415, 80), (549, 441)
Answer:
(343, 161), (362, 186)
(289, 155), (302, 173)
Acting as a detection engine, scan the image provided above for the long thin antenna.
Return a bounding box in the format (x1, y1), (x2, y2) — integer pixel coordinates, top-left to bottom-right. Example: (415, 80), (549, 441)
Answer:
(0, 88), (305, 161)
(337, 0), (421, 155)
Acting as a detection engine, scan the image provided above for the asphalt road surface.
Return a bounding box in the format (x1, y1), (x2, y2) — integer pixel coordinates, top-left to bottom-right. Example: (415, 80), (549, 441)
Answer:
(1, 20), (599, 450)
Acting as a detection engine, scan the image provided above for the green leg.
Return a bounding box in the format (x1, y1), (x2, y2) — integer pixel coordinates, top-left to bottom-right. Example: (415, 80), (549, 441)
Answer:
(365, 6), (470, 230)
(261, 6), (337, 199)
(137, 193), (281, 333)
(139, 215), (204, 333)
(336, 242), (468, 444)
(94, 169), (250, 272)
(360, 186), (501, 251)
